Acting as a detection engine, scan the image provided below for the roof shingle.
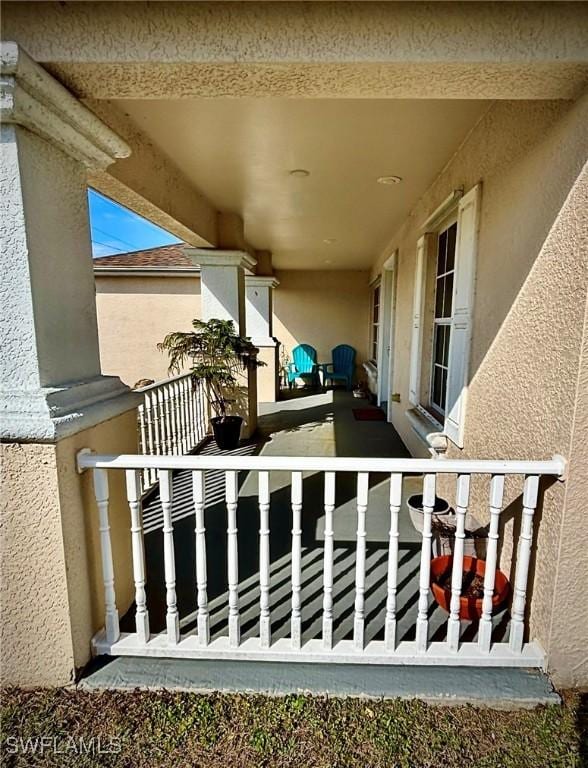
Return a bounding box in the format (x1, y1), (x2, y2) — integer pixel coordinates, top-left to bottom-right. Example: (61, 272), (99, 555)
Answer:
(93, 244), (193, 269)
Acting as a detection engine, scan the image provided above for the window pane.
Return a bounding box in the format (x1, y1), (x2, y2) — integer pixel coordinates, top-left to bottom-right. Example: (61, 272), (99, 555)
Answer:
(446, 223), (457, 272)
(435, 277), (444, 318)
(437, 231), (447, 276)
(432, 366), (443, 408)
(443, 272), (454, 318)
(373, 302), (379, 324)
(434, 325), (444, 366)
(443, 326), (451, 367)
(440, 368), (448, 411)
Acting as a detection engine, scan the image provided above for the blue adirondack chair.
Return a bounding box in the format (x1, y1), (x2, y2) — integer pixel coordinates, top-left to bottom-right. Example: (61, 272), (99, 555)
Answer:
(287, 344), (318, 388)
(323, 344), (356, 390)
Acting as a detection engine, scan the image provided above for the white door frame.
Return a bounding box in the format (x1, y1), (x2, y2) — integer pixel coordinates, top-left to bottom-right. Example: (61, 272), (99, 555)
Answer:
(376, 252), (398, 419)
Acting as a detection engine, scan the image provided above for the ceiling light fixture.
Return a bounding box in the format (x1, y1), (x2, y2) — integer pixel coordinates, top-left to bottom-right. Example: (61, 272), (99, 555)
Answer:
(289, 169), (310, 178)
(377, 175), (403, 185)
(323, 238), (336, 245)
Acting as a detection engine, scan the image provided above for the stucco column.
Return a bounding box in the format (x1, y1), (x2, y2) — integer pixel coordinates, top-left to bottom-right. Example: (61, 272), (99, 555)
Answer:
(184, 248), (259, 437)
(246, 276), (280, 403)
(0, 42), (138, 441)
(0, 43), (139, 687)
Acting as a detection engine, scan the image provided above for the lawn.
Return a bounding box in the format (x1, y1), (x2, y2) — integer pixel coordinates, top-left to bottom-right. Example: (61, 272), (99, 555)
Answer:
(1, 687), (585, 767)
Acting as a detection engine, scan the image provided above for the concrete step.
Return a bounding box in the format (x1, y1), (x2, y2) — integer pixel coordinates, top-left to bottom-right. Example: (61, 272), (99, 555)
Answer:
(80, 657), (560, 709)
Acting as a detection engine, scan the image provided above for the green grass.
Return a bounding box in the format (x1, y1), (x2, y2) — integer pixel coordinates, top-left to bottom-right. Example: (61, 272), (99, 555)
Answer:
(1, 687), (585, 767)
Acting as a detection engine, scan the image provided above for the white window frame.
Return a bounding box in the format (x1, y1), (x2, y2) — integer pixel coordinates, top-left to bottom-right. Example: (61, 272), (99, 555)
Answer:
(408, 184), (481, 448)
(369, 279), (381, 366)
(428, 215), (458, 420)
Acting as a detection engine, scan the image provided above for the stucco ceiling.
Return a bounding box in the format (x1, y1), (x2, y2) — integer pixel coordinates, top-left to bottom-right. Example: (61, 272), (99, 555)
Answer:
(117, 98), (487, 270)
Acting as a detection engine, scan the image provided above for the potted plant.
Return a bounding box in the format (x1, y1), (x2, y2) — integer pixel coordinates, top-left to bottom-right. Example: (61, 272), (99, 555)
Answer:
(429, 555), (510, 621)
(159, 318), (263, 450)
(406, 493), (451, 532)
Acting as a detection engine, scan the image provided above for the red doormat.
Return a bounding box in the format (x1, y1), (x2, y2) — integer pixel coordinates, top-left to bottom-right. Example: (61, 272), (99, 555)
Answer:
(353, 408), (386, 421)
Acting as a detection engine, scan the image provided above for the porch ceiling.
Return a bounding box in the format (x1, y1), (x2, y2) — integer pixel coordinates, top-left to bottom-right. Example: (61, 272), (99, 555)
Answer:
(116, 98), (487, 270)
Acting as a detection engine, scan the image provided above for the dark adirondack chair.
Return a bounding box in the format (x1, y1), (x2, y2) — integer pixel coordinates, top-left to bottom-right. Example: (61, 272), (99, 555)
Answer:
(287, 344), (318, 388)
(323, 344), (356, 390)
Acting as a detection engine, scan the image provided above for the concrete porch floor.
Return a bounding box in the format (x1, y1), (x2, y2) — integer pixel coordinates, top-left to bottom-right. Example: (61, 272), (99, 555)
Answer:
(121, 392), (510, 648)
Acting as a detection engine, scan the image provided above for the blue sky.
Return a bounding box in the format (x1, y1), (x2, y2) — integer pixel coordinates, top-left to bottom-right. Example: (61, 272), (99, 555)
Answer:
(88, 189), (181, 258)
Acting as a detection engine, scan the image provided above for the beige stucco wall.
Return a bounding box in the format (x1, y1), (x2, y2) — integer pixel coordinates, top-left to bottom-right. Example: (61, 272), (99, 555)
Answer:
(0, 408), (137, 687)
(273, 270), (370, 381)
(372, 95), (588, 685)
(95, 274), (201, 386)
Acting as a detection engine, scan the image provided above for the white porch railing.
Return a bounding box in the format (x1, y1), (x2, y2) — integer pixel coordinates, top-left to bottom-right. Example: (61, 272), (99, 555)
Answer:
(77, 452), (565, 668)
(136, 374), (209, 491)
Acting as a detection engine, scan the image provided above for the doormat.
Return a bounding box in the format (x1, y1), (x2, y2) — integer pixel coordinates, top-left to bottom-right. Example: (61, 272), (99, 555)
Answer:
(353, 408), (386, 421)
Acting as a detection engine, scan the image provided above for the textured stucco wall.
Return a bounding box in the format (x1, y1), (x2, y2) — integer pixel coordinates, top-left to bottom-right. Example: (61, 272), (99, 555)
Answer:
(0, 410), (137, 686)
(3, 2), (587, 99)
(373, 95), (588, 685)
(273, 270), (370, 379)
(95, 274), (201, 386)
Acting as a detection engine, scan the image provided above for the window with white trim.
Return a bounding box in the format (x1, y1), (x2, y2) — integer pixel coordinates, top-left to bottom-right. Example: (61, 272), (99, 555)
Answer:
(408, 184), (481, 448)
(429, 220), (457, 418)
(370, 281), (381, 365)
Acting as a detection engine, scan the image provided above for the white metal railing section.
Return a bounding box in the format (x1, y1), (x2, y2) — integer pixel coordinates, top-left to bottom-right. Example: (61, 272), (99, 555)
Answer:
(136, 374), (208, 491)
(77, 452), (565, 667)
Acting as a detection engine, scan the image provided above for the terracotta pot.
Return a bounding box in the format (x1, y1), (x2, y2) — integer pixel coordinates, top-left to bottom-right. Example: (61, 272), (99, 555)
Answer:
(430, 555), (510, 621)
(211, 415), (243, 450)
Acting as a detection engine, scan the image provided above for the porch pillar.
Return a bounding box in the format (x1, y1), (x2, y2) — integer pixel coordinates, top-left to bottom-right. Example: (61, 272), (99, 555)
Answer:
(0, 43), (138, 686)
(184, 248), (259, 437)
(245, 276), (280, 403)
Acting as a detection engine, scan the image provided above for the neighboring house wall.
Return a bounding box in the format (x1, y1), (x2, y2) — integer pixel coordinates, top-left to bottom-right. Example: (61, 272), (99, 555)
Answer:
(273, 270), (371, 376)
(95, 275), (201, 386)
(371, 94), (588, 685)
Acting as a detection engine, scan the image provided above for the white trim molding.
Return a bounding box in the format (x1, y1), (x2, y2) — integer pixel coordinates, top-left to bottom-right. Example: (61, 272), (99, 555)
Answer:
(421, 188), (463, 231)
(184, 248), (257, 274)
(0, 41), (130, 169)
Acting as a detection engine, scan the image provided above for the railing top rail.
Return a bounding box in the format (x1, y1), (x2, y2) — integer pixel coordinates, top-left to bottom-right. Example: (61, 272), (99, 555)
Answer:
(134, 371), (196, 393)
(77, 451), (566, 477)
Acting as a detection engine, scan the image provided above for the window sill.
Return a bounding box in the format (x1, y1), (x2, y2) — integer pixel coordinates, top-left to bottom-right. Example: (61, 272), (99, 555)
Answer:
(406, 407), (448, 455)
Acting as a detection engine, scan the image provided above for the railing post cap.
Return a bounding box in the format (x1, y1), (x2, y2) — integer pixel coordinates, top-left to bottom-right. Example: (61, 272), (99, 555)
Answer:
(551, 454), (568, 481)
(76, 448), (94, 474)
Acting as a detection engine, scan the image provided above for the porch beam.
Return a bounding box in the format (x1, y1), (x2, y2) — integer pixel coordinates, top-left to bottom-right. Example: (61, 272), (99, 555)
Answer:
(86, 101), (218, 248)
(3, 2), (587, 99)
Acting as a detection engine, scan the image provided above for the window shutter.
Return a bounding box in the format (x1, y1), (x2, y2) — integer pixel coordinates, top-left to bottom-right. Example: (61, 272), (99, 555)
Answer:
(408, 235), (427, 405)
(444, 183), (482, 447)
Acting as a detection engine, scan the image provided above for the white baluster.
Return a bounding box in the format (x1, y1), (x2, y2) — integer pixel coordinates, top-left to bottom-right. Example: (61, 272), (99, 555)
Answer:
(183, 378), (191, 451)
(181, 378), (190, 452)
(193, 470), (210, 646)
(226, 470), (240, 647)
(416, 473), (436, 653)
(354, 472), (369, 651)
(322, 471), (336, 649)
(258, 471), (271, 648)
(185, 377), (194, 449)
(92, 468), (120, 644)
(126, 469), (150, 644)
(157, 388), (168, 455)
(163, 385), (173, 453)
(478, 475), (505, 652)
(145, 392), (157, 486)
(447, 474), (471, 651)
(159, 469), (180, 644)
(291, 471), (303, 648)
(385, 473), (402, 651)
(137, 404), (148, 488)
(509, 475), (539, 653)
(170, 381), (180, 453)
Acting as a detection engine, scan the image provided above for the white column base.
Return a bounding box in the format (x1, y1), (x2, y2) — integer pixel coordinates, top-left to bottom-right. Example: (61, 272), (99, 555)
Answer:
(1, 376), (140, 442)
